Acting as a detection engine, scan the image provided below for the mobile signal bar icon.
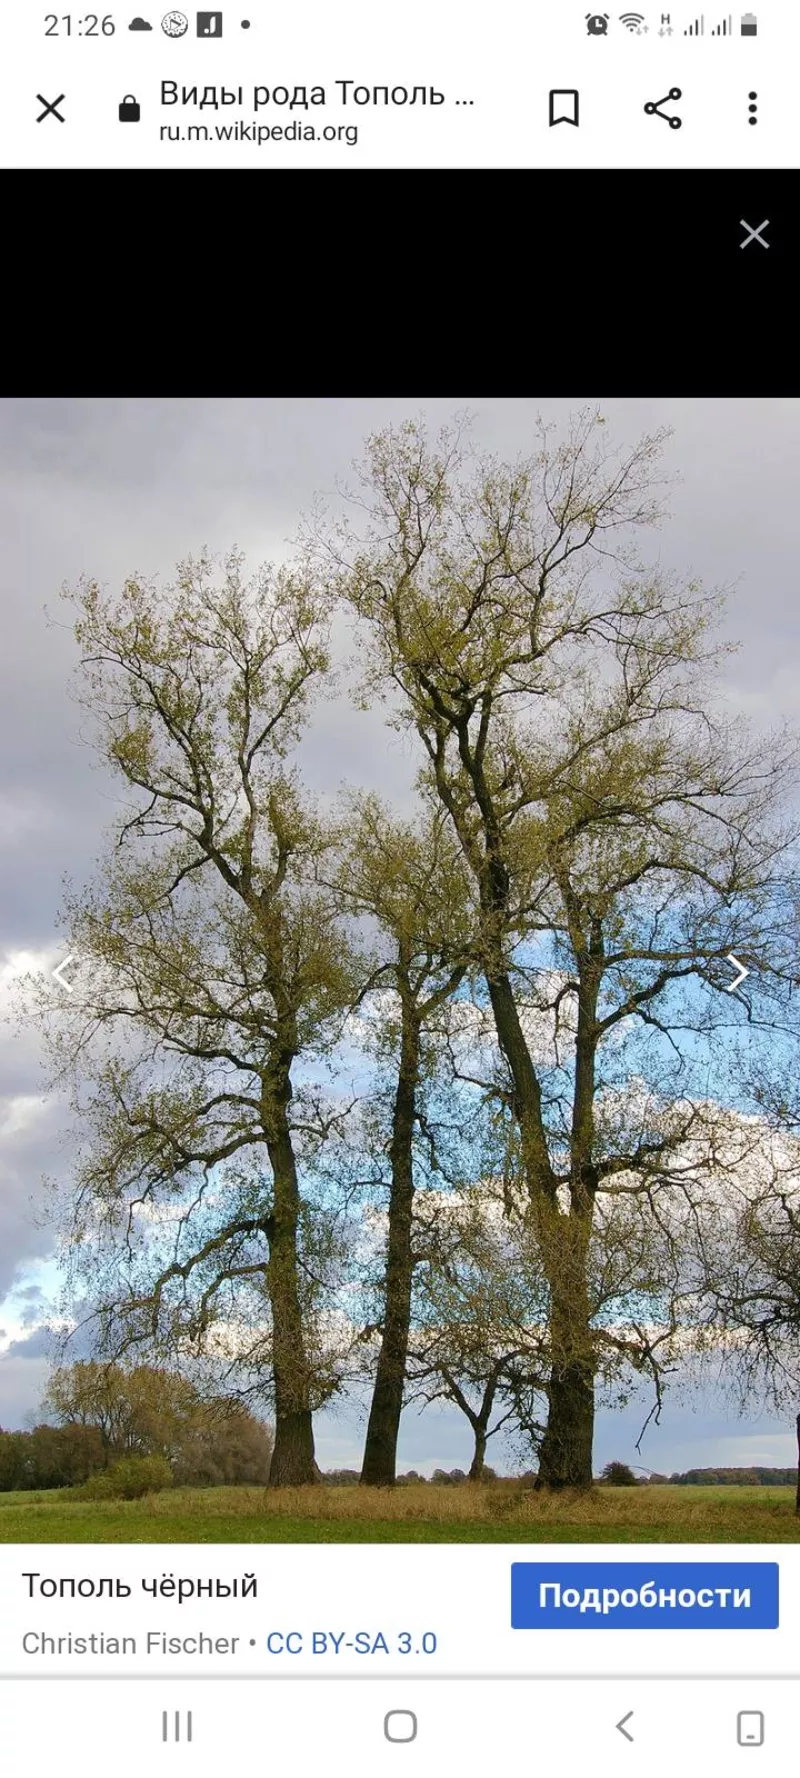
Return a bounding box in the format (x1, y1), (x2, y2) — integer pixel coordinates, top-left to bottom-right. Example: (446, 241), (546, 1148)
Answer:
(684, 11), (704, 29)
(711, 13), (733, 30)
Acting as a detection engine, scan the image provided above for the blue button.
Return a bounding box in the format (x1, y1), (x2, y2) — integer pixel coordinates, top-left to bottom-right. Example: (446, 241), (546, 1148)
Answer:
(511, 1563), (779, 1628)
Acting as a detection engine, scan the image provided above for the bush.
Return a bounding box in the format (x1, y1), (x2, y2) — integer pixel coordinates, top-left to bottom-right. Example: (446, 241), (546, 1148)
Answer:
(44, 1364), (274, 1489)
(600, 1461), (638, 1487)
(76, 1455), (174, 1500)
(173, 1403), (274, 1487)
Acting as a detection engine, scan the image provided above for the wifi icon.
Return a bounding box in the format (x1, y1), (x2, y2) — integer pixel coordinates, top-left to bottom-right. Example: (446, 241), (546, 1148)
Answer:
(620, 10), (646, 27)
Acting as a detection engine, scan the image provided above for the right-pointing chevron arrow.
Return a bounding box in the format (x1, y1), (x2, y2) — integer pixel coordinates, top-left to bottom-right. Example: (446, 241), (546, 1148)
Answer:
(725, 953), (750, 993)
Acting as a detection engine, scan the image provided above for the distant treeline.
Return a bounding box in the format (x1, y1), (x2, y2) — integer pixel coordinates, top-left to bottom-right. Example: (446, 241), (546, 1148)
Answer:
(663, 1467), (797, 1486)
(325, 1466), (798, 1487)
(322, 1468), (501, 1486)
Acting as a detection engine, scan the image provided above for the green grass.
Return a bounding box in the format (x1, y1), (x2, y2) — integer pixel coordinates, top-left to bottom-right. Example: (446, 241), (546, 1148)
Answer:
(0, 1481), (798, 1542)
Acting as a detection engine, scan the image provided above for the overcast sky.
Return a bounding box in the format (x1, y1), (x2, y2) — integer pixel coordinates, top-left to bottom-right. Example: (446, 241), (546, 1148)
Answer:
(1, 397), (799, 1475)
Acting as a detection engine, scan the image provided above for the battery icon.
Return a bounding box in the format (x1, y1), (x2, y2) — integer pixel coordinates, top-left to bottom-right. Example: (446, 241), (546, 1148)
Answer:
(741, 11), (757, 32)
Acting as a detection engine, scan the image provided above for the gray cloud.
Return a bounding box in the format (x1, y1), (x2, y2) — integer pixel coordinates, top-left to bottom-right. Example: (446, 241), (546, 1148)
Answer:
(15, 1283), (47, 1327)
(0, 1094), (64, 1297)
(3, 1323), (57, 1360)
(0, 1356), (51, 1430)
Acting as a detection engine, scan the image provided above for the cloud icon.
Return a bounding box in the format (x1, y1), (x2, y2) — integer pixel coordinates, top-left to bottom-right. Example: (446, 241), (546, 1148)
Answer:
(128, 15), (153, 26)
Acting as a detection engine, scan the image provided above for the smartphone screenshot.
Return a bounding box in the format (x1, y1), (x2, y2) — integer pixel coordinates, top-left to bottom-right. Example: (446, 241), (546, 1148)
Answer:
(1, 378), (798, 1767)
(2, 1), (799, 1772)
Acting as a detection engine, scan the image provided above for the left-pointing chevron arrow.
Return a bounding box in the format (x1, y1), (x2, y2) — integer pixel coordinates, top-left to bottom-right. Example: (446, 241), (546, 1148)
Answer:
(51, 954), (77, 993)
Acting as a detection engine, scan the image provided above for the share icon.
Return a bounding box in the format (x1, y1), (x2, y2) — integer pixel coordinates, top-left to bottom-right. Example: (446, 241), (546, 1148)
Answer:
(644, 86), (683, 127)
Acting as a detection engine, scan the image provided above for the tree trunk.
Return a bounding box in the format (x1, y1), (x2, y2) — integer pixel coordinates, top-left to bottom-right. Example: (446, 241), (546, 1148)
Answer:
(535, 1212), (595, 1491)
(468, 1424), (488, 1481)
(269, 1408), (318, 1487)
(483, 965), (596, 1487)
(361, 1005), (420, 1486)
(535, 1353), (595, 1490)
(485, 936), (598, 1491)
(264, 1062), (319, 1488)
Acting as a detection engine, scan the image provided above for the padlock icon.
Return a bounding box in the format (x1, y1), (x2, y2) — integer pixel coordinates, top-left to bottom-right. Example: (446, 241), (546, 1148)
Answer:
(119, 94), (141, 121)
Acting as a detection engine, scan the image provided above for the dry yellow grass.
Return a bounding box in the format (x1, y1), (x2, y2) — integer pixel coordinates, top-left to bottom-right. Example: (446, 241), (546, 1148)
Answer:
(2, 1480), (799, 1542)
(129, 1478), (797, 1533)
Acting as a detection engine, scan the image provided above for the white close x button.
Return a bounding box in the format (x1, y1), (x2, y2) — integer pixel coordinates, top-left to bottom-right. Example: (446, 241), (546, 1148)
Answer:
(740, 218), (770, 249)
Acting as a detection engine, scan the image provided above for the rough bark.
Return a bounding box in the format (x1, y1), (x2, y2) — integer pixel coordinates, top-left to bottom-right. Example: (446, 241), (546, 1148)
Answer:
(268, 1407), (318, 1487)
(360, 1003), (421, 1486)
(485, 966), (598, 1487)
(468, 1424), (488, 1481)
(534, 1203), (596, 1490)
(535, 945), (600, 1490)
(263, 1052), (319, 1488)
(535, 1353), (595, 1489)
(487, 922), (600, 1490)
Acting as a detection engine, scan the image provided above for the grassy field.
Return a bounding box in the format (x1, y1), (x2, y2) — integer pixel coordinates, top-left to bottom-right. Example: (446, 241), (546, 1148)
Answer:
(0, 1480), (798, 1542)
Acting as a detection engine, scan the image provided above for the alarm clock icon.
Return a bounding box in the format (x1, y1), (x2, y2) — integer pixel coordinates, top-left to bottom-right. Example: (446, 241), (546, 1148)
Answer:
(586, 13), (610, 31)
(161, 9), (189, 33)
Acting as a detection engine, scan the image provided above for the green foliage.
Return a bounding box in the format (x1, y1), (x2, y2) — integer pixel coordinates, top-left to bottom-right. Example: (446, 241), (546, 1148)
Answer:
(40, 1363), (274, 1488)
(77, 1454), (174, 1499)
(0, 1424), (105, 1491)
(600, 1460), (639, 1486)
(171, 1400), (274, 1487)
